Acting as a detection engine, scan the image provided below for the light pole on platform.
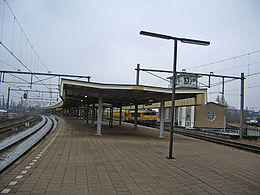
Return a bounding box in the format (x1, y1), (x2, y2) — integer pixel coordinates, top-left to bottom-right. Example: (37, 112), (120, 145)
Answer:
(140, 31), (210, 159)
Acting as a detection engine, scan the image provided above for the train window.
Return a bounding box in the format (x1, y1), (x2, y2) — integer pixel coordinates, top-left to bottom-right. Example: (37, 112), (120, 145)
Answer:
(131, 113), (140, 117)
(143, 112), (156, 116)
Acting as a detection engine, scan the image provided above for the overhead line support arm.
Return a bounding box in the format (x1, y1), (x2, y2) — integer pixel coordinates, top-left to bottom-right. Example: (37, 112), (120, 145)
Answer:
(136, 68), (242, 80)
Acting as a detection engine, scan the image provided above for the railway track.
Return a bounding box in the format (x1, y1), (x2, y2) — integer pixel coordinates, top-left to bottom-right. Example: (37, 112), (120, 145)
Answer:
(0, 115), (39, 134)
(0, 115), (57, 173)
(155, 124), (260, 154)
(173, 129), (260, 154)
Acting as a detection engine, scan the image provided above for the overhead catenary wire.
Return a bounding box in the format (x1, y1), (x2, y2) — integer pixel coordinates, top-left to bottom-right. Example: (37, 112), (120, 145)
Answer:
(246, 85), (260, 89)
(140, 64), (255, 110)
(3, 0), (49, 72)
(0, 59), (17, 70)
(209, 91), (238, 96)
(0, 43), (51, 91)
(7, 73), (30, 84)
(187, 49), (260, 70)
(246, 71), (260, 77)
(214, 61), (260, 74)
(0, 59), (31, 83)
(144, 70), (170, 83)
(209, 78), (237, 88)
(11, 14), (15, 53)
(0, 0), (54, 96)
(224, 85), (260, 93)
(0, 0), (5, 42)
(7, 83), (53, 107)
(142, 66), (241, 90)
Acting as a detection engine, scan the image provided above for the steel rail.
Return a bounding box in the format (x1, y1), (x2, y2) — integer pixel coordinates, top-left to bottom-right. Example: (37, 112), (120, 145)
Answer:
(0, 115), (39, 133)
(0, 115), (56, 173)
(0, 116), (47, 151)
(173, 129), (260, 154)
(162, 126), (260, 154)
(153, 123), (260, 154)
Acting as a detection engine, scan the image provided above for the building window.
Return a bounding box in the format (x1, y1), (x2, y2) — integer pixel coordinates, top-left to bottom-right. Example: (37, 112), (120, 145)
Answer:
(207, 111), (216, 121)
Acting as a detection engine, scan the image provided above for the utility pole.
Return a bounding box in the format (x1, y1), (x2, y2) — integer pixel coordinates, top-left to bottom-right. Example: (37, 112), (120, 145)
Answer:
(134, 64), (140, 130)
(7, 87), (10, 113)
(136, 64), (140, 85)
(139, 30), (210, 159)
(20, 96), (23, 113)
(2, 95), (5, 109)
(240, 73), (245, 139)
(222, 77), (225, 95)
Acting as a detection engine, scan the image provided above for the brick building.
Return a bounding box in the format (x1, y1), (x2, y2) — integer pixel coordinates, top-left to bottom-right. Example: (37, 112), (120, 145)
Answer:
(166, 72), (227, 129)
(194, 102), (227, 129)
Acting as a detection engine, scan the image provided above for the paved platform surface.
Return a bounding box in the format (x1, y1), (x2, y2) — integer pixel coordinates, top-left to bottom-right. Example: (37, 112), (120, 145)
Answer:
(1, 117), (260, 195)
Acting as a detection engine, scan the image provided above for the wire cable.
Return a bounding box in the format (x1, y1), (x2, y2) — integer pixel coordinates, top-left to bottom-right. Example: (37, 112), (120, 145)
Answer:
(188, 50), (260, 70)
(0, 0), (5, 42)
(0, 42), (51, 91)
(0, 59), (17, 69)
(246, 71), (260, 77)
(144, 71), (170, 83)
(4, 0), (49, 71)
(214, 61), (260, 74)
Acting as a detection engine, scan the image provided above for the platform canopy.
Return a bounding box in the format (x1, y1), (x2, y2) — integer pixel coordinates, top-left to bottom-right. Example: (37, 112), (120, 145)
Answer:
(37, 101), (64, 110)
(60, 79), (207, 108)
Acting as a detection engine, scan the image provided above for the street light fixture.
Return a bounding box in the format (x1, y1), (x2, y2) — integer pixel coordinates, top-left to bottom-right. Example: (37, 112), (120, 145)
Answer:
(140, 30), (210, 159)
(140, 31), (210, 46)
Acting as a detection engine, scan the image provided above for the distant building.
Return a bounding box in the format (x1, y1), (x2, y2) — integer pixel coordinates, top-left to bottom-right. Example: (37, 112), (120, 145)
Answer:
(163, 73), (227, 129)
(125, 72), (207, 123)
(168, 71), (201, 89)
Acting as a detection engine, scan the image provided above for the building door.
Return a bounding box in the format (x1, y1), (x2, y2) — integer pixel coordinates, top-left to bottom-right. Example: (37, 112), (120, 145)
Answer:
(185, 106), (191, 127)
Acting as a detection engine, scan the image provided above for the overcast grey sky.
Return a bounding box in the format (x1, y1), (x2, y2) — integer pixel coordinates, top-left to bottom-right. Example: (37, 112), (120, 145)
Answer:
(1, 0), (260, 109)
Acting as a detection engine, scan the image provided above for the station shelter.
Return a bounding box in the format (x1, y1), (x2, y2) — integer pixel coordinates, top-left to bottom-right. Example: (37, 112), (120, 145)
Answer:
(55, 78), (207, 138)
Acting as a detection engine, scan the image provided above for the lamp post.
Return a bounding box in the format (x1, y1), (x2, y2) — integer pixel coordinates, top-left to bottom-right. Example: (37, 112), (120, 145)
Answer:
(140, 31), (210, 159)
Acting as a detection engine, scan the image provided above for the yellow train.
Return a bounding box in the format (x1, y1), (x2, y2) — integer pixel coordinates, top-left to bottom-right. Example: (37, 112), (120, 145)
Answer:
(105, 109), (158, 126)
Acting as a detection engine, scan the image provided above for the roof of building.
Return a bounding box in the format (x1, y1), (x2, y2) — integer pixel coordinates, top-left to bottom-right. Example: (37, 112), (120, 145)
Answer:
(59, 79), (207, 108)
(167, 72), (202, 79)
(206, 102), (228, 107)
(37, 101), (64, 109)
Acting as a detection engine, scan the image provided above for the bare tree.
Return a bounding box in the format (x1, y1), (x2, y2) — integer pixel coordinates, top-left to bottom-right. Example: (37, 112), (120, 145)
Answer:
(216, 94), (227, 106)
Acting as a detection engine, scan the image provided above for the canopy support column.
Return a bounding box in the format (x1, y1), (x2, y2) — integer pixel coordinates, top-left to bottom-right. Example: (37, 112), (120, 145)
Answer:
(69, 108), (72, 117)
(86, 104), (89, 124)
(134, 103), (138, 129)
(91, 104), (95, 127)
(84, 106), (86, 121)
(109, 107), (113, 128)
(74, 108), (77, 118)
(119, 106), (122, 125)
(96, 90), (103, 136)
(160, 97), (165, 138)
